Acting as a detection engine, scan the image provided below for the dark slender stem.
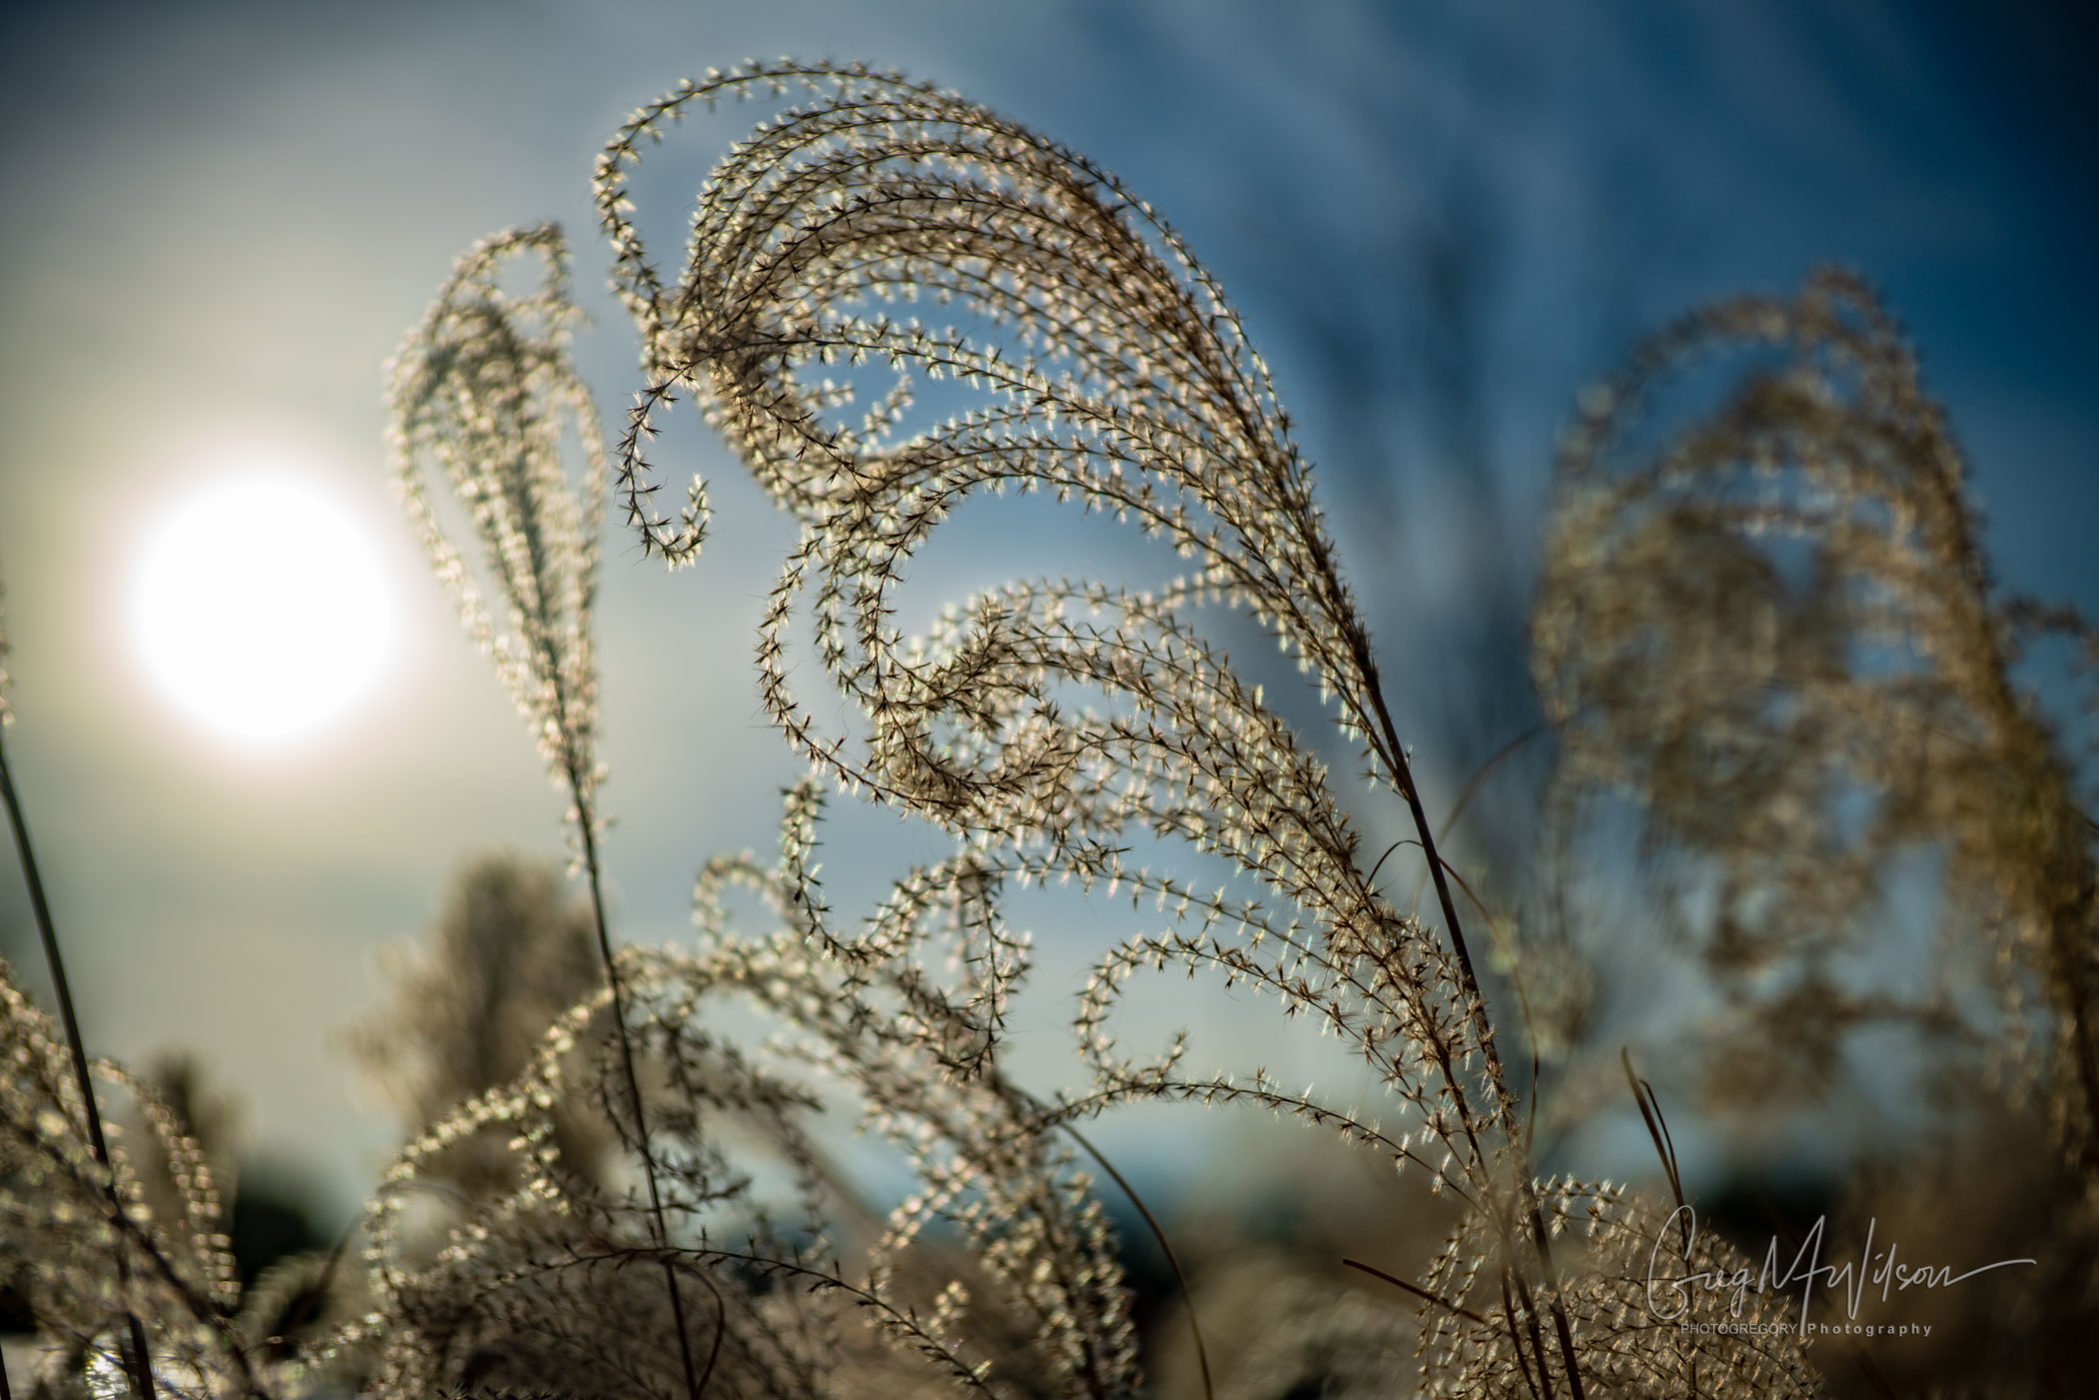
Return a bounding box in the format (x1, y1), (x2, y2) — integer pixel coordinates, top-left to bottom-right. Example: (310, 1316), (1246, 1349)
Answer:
(1621, 1050), (1686, 1239)
(1435, 723), (1547, 847)
(1343, 1257), (1490, 1327)
(1497, 1270), (1548, 1400)
(0, 734), (158, 1400)
(1355, 662), (1587, 1400)
(524, 544), (699, 1395)
(1063, 1124), (1213, 1400)
(671, 1253), (728, 1399)
(568, 773), (703, 1400)
(1364, 686), (1487, 1068)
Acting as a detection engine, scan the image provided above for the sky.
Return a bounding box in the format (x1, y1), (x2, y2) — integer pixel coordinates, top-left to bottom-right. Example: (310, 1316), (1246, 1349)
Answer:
(1, 0), (2094, 1225)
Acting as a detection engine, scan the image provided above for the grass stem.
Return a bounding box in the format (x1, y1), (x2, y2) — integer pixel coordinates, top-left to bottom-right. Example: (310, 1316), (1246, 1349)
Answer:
(567, 771), (703, 1400)
(0, 734), (158, 1400)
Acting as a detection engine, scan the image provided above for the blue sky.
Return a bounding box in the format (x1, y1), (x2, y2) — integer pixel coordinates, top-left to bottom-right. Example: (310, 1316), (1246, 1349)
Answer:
(1, 0), (2092, 1221)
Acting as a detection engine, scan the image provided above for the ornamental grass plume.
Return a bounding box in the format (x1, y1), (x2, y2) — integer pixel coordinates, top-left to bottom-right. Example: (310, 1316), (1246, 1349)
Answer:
(3, 577), (337, 1400)
(1525, 270), (2099, 1398)
(357, 60), (1840, 1400)
(1531, 271), (2099, 1162)
(0, 953), (281, 1400)
(385, 222), (708, 1400)
(2, 50), (2094, 1400)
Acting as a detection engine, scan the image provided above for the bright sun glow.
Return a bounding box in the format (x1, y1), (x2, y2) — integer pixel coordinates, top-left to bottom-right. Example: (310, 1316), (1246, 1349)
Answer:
(131, 472), (396, 750)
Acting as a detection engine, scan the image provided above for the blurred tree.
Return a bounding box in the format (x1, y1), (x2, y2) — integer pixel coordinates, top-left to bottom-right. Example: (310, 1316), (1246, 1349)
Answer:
(352, 854), (609, 1203)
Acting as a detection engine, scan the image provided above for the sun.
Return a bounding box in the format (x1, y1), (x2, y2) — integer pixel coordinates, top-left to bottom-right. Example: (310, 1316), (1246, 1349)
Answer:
(130, 471), (396, 750)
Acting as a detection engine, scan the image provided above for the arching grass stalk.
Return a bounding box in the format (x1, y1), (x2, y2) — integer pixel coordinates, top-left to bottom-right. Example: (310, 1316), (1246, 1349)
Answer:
(385, 225), (702, 1400)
